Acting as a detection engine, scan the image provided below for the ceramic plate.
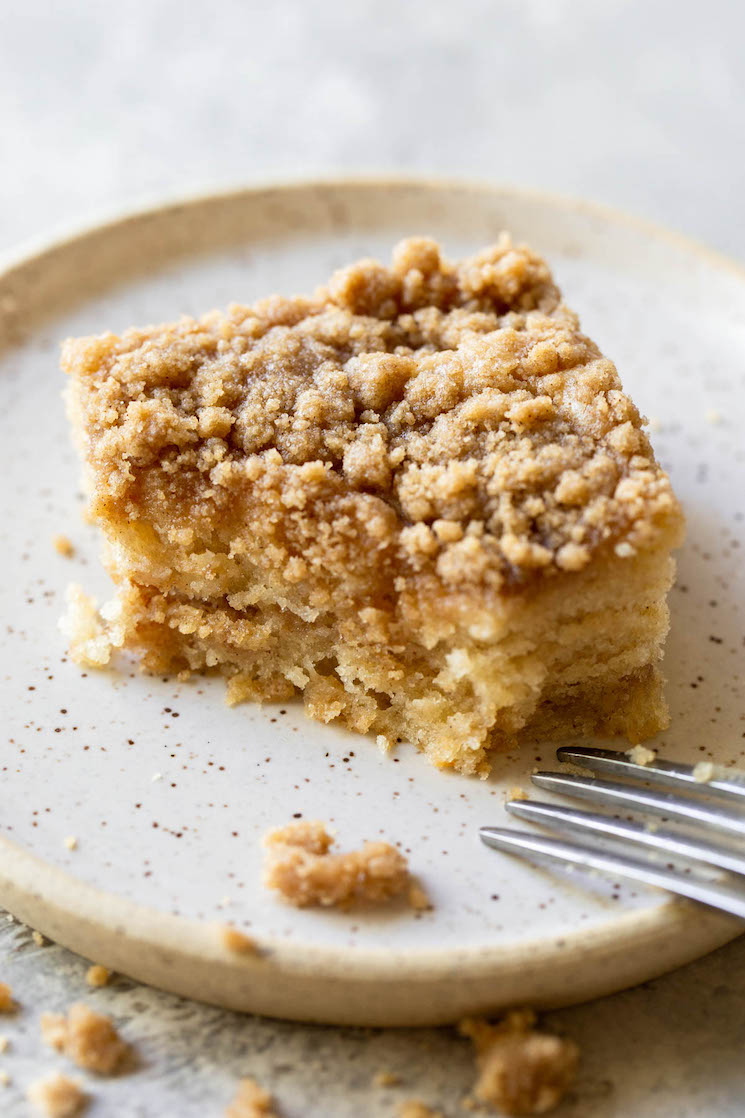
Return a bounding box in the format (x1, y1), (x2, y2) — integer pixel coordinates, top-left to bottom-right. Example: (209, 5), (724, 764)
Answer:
(1, 180), (743, 1026)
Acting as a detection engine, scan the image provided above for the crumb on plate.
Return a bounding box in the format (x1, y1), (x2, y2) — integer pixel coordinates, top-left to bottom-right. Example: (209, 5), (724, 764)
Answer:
(692, 761), (715, 783)
(220, 926), (260, 955)
(53, 535), (75, 558)
(460, 1010), (579, 1115)
(59, 585), (116, 668)
(408, 882), (432, 911)
(0, 983), (14, 1012)
(627, 744), (656, 767)
(41, 1003), (129, 1075)
(263, 820), (410, 908)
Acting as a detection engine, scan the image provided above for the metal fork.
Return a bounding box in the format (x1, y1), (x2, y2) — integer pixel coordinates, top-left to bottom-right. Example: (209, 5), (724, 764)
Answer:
(480, 746), (745, 919)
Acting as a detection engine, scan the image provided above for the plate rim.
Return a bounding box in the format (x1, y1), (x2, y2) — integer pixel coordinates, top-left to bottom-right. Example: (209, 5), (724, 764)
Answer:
(1, 176), (742, 1024)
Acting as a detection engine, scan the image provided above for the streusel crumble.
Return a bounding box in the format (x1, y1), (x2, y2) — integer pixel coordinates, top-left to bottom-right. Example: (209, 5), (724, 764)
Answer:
(263, 820), (410, 908)
(62, 237), (683, 773)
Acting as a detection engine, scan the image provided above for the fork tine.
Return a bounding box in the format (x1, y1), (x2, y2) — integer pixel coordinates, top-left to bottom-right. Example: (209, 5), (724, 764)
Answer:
(557, 746), (745, 801)
(479, 826), (745, 920)
(506, 799), (745, 876)
(531, 772), (745, 839)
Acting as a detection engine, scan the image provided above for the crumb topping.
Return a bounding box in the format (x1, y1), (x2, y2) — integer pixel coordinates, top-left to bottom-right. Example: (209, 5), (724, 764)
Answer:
(263, 820), (410, 907)
(460, 1011), (579, 1116)
(41, 1003), (129, 1075)
(27, 1073), (88, 1117)
(63, 236), (681, 593)
(225, 1077), (280, 1118)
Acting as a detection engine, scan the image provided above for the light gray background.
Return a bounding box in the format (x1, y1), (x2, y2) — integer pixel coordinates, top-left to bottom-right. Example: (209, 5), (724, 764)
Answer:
(2, 1), (745, 1114)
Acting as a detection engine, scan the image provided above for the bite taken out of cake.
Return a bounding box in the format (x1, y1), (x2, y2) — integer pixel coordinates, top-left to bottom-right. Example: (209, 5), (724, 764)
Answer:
(61, 236), (684, 776)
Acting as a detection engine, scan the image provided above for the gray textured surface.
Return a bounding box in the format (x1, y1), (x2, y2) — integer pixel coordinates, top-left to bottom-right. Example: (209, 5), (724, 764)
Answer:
(2, 0), (745, 1114)
(2, 916), (745, 1116)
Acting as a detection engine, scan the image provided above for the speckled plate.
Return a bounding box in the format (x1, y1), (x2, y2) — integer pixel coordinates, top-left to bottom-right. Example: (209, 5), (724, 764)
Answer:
(0, 180), (743, 1026)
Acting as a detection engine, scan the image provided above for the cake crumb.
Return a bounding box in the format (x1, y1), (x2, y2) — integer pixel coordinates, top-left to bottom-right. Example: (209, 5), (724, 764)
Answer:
(373, 1069), (401, 1087)
(225, 1076), (280, 1117)
(53, 535), (75, 558)
(220, 926), (259, 955)
(64, 836), (78, 851)
(397, 1102), (444, 1118)
(59, 585), (115, 668)
(0, 1067), (9, 1085)
(41, 1003), (129, 1074)
(376, 734), (393, 753)
(692, 761), (715, 784)
(0, 1035), (8, 1052)
(460, 1010), (579, 1115)
(263, 821), (410, 908)
(508, 786), (529, 801)
(0, 983), (14, 1012)
(32, 930), (47, 947)
(627, 745), (656, 767)
(27, 1072), (88, 1117)
(85, 965), (111, 988)
(408, 882), (432, 911)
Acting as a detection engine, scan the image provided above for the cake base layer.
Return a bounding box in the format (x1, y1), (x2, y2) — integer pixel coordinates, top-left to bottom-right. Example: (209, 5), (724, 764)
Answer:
(64, 544), (676, 776)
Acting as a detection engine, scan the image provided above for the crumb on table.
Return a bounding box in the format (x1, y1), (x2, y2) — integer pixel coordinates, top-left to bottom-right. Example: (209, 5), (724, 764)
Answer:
(0, 1068), (9, 1085)
(41, 1003), (130, 1075)
(85, 965), (111, 988)
(373, 1069), (401, 1087)
(27, 1072), (88, 1117)
(53, 534), (75, 558)
(460, 1010), (579, 1116)
(225, 1076), (280, 1117)
(32, 930), (47, 947)
(0, 983), (14, 1012)
(263, 820), (410, 908)
(64, 836), (78, 851)
(397, 1101), (444, 1118)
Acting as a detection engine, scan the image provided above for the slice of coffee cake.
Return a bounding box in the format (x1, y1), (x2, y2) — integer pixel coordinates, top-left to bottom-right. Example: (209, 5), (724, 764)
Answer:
(62, 237), (684, 775)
